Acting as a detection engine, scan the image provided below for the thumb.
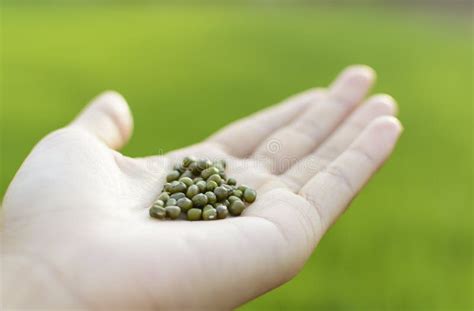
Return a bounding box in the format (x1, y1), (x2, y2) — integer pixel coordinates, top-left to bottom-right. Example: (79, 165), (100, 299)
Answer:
(69, 91), (134, 150)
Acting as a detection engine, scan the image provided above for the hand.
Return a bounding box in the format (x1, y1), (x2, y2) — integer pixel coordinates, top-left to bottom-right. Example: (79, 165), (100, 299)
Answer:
(2, 65), (402, 310)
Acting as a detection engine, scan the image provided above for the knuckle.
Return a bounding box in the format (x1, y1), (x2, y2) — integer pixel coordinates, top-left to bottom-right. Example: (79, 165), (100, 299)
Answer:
(325, 164), (355, 195)
(350, 146), (375, 165)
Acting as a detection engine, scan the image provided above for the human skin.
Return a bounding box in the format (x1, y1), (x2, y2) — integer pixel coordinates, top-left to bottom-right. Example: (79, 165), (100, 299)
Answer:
(2, 65), (402, 310)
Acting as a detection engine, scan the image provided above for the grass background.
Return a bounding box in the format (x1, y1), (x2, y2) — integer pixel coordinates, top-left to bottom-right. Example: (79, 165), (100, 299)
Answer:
(1, 3), (472, 310)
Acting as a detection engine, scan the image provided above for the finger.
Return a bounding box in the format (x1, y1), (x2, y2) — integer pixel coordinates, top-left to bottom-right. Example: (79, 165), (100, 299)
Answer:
(252, 65), (375, 174)
(208, 88), (325, 157)
(69, 91), (133, 150)
(299, 116), (403, 232)
(282, 94), (397, 191)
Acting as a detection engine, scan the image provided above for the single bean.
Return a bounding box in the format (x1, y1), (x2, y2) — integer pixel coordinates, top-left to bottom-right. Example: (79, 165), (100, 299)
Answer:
(192, 193), (208, 207)
(206, 180), (218, 191)
(182, 156), (197, 167)
(214, 186), (228, 201)
(158, 192), (170, 202)
(169, 182), (187, 194)
(166, 170), (181, 182)
(232, 190), (243, 198)
(166, 198), (177, 206)
(150, 206), (166, 219)
(187, 208), (202, 221)
(166, 206), (181, 219)
(202, 207), (217, 220)
(216, 205), (229, 219)
(177, 197), (193, 212)
(186, 185), (200, 198)
(229, 200), (245, 216)
(243, 188), (257, 203)
(205, 191), (217, 204)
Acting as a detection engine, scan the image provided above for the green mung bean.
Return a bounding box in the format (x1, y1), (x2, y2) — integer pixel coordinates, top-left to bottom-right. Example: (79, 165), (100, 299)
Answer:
(216, 204), (229, 219)
(189, 162), (201, 175)
(214, 186), (228, 201)
(158, 192), (170, 202)
(169, 182), (186, 194)
(150, 205), (166, 219)
(227, 178), (237, 186)
(202, 207), (217, 220)
(229, 200), (245, 216)
(205, 191), (217, 204)
(187, 208), (202, 221)
(166, 206), (181, 219)
(163, 183), (172, 192)
(232, 190), (243, 198)
(182, 156), (196, 167)
(192, 193), (208, 207)
(177, 197), (193, 212)
(166, 198), (177, 207)
(186, 185), (199, 198)
(206, 180), (218, 191)
(243, 188), (257, 203)
(166, 170), (181, 182)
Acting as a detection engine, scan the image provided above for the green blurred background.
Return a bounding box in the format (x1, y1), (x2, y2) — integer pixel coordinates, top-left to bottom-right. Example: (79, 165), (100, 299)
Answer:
(1, 1), (472, 310)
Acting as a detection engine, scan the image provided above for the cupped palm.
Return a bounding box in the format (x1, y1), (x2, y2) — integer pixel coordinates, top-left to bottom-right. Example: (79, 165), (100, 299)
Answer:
(3, 65), (402, 309)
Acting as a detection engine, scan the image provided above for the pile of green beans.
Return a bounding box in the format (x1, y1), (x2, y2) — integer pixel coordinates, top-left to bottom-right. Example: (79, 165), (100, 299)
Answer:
(149, 156), (257, 221)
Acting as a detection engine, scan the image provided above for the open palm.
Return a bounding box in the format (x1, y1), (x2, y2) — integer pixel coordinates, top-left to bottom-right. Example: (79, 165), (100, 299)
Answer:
(3, 66), (402, 310)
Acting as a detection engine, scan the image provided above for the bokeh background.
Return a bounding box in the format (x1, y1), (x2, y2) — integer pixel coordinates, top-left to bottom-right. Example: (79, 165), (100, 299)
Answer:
(1, 0), (472, 309)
